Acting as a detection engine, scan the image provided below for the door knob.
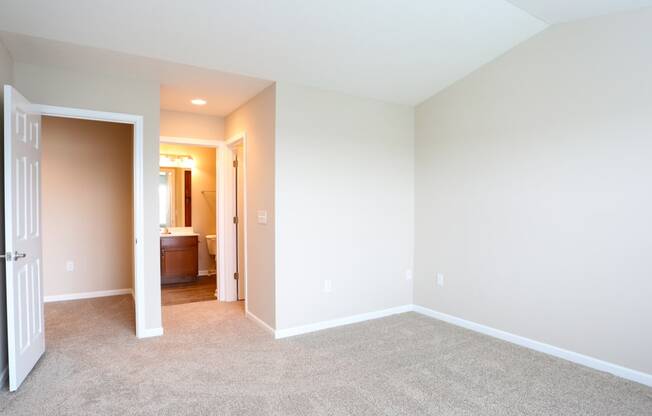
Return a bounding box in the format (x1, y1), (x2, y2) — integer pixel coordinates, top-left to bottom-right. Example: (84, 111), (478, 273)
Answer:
(0, 251), (26, 261)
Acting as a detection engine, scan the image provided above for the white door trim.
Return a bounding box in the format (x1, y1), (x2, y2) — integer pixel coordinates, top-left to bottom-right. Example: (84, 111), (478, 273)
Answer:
(33, 104), (147, 338)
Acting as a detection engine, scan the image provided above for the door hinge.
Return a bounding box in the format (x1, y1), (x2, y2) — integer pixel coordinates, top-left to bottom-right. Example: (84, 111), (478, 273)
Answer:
(233, 216), (238, 224)
(233, 160), (238, 168)
(234, 272), (239, 280)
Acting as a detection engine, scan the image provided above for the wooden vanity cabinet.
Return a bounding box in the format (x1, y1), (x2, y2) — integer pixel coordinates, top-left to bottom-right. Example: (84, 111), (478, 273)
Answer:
(160, 236), (199, 284)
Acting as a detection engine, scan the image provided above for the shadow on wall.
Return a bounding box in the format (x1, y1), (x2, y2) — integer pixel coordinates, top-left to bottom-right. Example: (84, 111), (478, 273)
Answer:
(201, 190), (216, 215)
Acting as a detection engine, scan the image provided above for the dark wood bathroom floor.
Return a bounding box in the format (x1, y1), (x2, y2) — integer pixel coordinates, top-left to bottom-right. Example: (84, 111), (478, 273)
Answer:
(161, 275), (217, 306)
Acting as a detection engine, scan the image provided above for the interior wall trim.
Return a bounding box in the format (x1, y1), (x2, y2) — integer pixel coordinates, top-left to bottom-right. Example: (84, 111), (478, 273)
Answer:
(44, 289), (133, 303)
(412, 305), (652, 387)
(246, 310), (275, 335)
(274, 305), (414, 339)
(138, 327), (164, 338)
(269, 303), (651, 387)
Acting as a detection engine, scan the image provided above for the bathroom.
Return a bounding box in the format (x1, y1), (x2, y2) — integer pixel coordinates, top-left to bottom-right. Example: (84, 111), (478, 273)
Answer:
(159, 110), (221, 306)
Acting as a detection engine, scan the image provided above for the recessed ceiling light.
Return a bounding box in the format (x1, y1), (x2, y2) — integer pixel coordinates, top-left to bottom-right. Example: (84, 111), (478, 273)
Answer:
(191, 98), (207, 106)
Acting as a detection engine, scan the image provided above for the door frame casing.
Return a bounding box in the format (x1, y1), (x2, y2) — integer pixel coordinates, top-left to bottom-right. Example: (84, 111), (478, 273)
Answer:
(33, 104), (147, 338)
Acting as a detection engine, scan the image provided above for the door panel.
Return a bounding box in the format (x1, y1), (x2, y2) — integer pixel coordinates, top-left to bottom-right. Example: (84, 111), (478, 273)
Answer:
(234, 145), (245, 301)
(4, 85), (44, 391)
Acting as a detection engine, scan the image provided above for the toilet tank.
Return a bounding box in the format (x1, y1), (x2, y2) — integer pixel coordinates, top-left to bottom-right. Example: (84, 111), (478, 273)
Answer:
(206, 234), (217, 256)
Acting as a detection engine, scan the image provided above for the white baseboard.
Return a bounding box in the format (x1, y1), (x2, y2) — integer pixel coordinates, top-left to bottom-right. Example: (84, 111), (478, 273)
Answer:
(198, 269), (217, 277)
(412, 305), (652, 387)
(44, 288), (133, 303)
(246, 310), (275, 336)
(0, 366), (7, 389)
(274, 304), (413, 339)
(267, 303), (651, 387)
(137, 327), (164, 339)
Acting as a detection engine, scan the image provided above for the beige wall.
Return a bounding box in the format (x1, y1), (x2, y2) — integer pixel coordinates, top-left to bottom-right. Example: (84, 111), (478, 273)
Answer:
(14, 62), (162, 332)
(0, 38), (13, 385)
(160, 110), (224, 140)
(42, 117), (133, 296)
(415, 10), (652, 375)
(225, 84), (276, 328)
(274, 82), (415, 330)
(159, 143), (216, 273)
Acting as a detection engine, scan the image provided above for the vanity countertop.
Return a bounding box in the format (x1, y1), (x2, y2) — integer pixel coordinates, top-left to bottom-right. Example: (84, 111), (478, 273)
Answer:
(160, 232), (199, 238)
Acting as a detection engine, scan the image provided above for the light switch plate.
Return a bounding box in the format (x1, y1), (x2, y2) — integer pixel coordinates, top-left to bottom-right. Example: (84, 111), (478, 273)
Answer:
(323, 279), (332, 293)
(436, 272), (444, 287)
(257, 210), (268, 224)
(66, 261), (75, 272)
(406, 269), (413, 280)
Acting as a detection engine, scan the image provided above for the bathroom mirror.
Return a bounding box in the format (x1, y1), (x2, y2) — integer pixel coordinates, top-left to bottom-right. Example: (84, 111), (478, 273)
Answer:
(159, 168), (192, 227)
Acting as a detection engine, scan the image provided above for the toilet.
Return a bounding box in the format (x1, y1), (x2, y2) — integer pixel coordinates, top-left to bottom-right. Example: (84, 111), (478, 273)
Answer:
(205, 234), (217, 256)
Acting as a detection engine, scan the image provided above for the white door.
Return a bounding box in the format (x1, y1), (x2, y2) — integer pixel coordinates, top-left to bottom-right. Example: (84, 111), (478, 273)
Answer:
(234, 144), (245, 301)
(3, 85), (44, 391)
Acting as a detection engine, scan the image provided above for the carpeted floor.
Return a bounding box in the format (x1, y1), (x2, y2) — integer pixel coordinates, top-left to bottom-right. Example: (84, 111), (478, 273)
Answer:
(0, 296), (650, 415)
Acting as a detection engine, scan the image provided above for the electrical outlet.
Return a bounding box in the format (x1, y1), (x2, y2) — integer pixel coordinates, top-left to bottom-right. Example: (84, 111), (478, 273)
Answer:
(405, 269), (413, 281)
(323, 279), (332, 293)
(436, 273), (444, 287)
(66, 261), (75, 272)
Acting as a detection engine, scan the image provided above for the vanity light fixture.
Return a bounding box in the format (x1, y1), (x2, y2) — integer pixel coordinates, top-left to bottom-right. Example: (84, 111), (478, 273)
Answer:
(160, 154), (195, 169)
(191, 98), (207, 106)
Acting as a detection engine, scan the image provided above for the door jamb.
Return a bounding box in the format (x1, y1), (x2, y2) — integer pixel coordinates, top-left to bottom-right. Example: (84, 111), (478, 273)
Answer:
(223, 133), (247, 309)
(33, 104), (147, 338)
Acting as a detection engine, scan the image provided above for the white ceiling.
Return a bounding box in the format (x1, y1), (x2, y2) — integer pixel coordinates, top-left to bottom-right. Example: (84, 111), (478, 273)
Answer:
(508, 0), (652, 24)
(0, 1), (649, 108)
(0, 32), (272, 116)
(0, 0), (547, 106)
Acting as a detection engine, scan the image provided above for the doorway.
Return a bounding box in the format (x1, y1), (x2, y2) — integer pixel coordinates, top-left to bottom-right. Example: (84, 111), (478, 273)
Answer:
(158, 134), (247, 307)
(41, 117), (134, 306)
(158, 140), (218, 306)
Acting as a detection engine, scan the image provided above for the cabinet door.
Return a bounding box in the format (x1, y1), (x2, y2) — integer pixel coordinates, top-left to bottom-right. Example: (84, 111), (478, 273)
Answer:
(162, 247), (197, 278)
(161, 237), (198, 284)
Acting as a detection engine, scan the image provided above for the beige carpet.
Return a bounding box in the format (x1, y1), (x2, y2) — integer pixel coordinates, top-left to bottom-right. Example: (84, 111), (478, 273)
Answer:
(0, 296), (650, 415)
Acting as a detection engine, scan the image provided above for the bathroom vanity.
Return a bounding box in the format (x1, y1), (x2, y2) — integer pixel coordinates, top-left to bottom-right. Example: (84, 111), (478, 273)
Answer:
(160, 234), (199, 284)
